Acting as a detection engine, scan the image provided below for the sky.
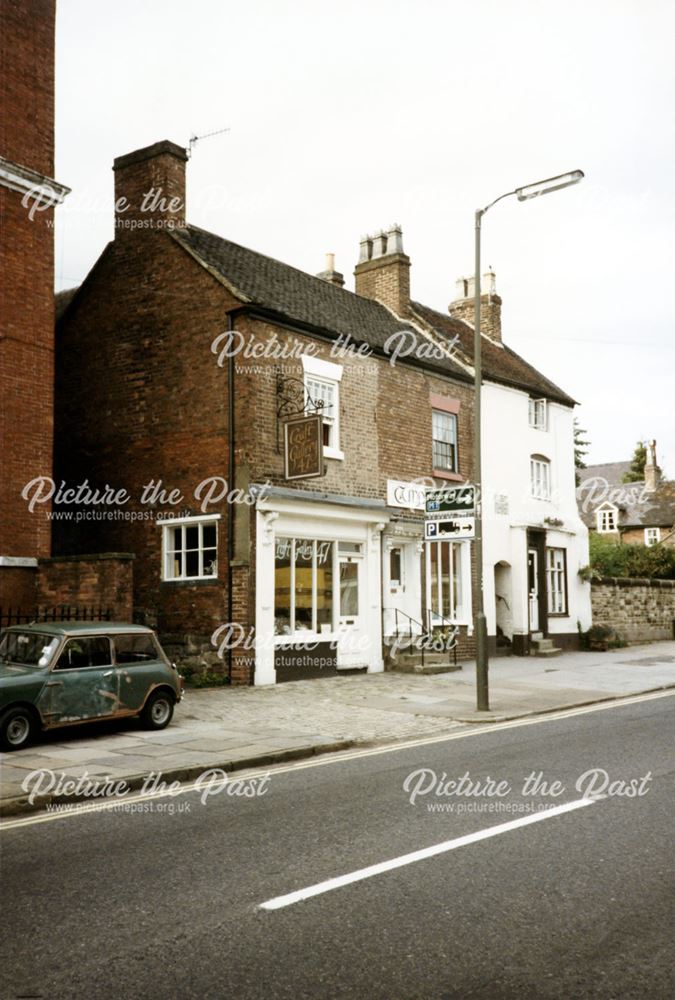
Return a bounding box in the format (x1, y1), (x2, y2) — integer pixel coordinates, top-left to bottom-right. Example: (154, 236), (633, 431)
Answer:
(54, 0), (674, 473)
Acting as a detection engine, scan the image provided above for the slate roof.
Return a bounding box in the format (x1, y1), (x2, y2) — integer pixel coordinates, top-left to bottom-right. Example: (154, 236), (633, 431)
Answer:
(55, 223), (578, 406)
(578, 480), (675, 530)
(172, 225), (576, 404)
(171, 226), (466, 380)
(411, 301), (577, 407)
(580, 461), (632, 485)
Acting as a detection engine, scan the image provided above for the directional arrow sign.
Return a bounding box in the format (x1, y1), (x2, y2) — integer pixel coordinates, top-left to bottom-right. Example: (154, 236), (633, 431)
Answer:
(425, 518), (476, 540)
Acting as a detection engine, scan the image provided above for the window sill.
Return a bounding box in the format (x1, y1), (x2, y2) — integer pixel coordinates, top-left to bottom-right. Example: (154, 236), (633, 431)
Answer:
(324, 447), (344, 461)
(433, 470), (463, 482)
(161, 577), (220, 586)
(548, 613), (569, 618)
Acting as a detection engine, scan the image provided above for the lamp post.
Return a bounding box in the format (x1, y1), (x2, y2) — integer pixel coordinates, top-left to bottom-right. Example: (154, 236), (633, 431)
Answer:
(473, 170), (584, 711)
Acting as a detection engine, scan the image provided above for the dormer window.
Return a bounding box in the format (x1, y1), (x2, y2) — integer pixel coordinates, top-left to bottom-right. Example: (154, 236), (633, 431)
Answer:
(596, 505), (618, 533)
(529, 398), (547, 430)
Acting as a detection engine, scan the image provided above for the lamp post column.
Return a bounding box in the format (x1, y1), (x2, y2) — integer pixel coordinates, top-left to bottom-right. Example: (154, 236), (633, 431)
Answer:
(473, 208), (489, 711)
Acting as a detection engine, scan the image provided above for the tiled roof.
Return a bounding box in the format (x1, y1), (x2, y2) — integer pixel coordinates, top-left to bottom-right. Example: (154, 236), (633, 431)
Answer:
(173, 225), (576, 403)
(412, 301), (577, 407)
(581, 461), (632, 485)
(172, 226), (468, 380)
(578, 480), (675, 529)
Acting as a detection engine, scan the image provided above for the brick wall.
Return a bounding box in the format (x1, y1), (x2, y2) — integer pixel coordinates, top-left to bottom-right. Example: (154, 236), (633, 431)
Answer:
(0, 0), (57, 593)
(37, 553), (134, 620)
(591, 577), (675, 643)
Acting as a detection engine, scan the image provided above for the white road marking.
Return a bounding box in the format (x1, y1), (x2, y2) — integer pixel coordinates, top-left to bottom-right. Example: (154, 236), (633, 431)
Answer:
(259, 797), (599, 911)
(0, 688), (671, 831)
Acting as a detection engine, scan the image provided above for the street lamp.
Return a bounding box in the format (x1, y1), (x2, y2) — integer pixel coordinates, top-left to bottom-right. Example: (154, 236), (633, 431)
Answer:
(473, 169), (584, 712)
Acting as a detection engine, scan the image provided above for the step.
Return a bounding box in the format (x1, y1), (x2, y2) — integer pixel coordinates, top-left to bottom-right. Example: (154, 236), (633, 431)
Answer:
(531, 631), (544, 641)
(533, 638), (556, 651)
(530, 646), (562, 657)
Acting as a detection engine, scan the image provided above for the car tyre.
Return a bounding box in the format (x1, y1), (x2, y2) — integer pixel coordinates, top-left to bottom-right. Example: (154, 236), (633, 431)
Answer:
(0, 707), (36, 752)
(140, 690), (174, 730)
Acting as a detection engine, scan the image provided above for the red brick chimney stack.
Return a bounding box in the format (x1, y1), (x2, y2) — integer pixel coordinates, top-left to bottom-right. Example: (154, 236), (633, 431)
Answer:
(113, 140), (188, 237)
(354, 225), (410, 316)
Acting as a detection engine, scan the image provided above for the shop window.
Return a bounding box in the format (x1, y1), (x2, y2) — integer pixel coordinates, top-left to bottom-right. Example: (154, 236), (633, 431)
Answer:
(426, 540), (470, 624)
(274, 537), (335, 636)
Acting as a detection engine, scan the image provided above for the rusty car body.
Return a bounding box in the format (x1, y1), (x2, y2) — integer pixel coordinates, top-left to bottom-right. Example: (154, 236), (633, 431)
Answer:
(0, 622), (183, 751)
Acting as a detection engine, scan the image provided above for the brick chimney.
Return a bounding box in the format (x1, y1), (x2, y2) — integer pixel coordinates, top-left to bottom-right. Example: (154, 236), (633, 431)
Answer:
(354, 225), (410, 316)
(449, 270), (502, 342)
(316, 252), (345, 288)
(113, 140), (187, 237)
(644, 439), (660, 492)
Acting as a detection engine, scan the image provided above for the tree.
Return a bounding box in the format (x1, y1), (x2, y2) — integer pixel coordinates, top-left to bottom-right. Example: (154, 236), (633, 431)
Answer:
(622, 440), (647, 483)
(574, 419), (590, 486)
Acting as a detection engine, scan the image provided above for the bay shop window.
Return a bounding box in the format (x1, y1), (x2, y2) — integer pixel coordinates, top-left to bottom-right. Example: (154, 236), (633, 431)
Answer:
(274, 537), (362, 637)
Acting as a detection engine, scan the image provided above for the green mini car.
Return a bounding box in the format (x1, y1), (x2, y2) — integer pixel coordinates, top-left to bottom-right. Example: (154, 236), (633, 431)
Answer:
(0, 622), (184, 752)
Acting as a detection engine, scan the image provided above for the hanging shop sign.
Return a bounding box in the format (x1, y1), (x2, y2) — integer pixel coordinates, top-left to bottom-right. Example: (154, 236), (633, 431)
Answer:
(284, 414), (324, 481)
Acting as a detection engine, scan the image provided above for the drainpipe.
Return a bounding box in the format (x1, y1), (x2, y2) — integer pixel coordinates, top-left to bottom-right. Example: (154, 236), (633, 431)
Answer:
(227, 311), (235, 684)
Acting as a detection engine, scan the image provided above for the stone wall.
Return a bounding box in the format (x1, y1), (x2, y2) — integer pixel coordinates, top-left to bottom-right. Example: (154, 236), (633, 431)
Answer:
(591, 577), (675, 643)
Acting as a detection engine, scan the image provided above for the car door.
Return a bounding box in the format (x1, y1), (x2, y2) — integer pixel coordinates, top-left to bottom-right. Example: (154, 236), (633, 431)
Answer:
(40, 635), (119, 724)
(113, 632), (166, 713)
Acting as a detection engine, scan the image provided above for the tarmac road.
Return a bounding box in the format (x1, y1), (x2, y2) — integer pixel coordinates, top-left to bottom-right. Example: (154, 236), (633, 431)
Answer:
(1, 692), (672, 1000)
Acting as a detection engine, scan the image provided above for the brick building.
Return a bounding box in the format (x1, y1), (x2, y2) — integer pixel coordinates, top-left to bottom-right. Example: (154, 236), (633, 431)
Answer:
(54, 139), (588, 682)
(578, 442), (674, 547)
(0, 0), (69, 611)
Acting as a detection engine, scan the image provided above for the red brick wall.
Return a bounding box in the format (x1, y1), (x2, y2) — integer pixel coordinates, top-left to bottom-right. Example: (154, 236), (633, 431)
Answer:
(37, 554), (134, 620)
(0, 0), (57, 603)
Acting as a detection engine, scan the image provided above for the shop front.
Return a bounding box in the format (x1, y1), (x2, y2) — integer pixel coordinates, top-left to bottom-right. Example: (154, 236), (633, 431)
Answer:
(254, 489), (388, 684)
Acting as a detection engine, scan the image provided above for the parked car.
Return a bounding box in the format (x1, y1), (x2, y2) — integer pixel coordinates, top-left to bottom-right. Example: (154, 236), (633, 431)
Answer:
(0, 622), (183, 751)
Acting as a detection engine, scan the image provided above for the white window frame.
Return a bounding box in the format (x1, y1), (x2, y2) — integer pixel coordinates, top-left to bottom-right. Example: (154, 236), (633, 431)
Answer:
(596, 505), (617, 533)
(432, 409), (458, 473)
(644, 527), (660, 547)
(546, 548), (567, 616)
(301, 355), (343, 460)
(530, 456), (551, 500)
(424, 539), (472, 625)
(528, 397), (547, 430)
(160, 514), (220, 581)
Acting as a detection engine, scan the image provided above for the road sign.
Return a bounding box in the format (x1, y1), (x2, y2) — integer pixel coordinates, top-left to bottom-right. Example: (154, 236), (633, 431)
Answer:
(425, 485), (475, 516)
(425, 517), (475, 540)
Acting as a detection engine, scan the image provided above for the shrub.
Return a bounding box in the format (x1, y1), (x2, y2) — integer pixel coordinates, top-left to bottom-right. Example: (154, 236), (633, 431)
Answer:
(587, 534), (675, 580)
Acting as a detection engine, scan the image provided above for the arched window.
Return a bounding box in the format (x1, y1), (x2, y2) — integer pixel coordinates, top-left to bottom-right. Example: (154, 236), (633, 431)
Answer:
(530, 454), (551, 500)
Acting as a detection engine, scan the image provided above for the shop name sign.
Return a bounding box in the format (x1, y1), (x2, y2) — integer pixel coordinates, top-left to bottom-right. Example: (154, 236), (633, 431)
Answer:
(284, 415), (324, 481)
(425, 485), (475, 516)
(386, 480), (426, 511)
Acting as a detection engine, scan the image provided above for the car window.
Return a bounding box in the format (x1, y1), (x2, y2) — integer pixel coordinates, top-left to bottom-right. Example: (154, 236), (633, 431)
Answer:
(114, 634), (159, 665)
(55, 636), (113, 670)
(0, 632), (59, 668)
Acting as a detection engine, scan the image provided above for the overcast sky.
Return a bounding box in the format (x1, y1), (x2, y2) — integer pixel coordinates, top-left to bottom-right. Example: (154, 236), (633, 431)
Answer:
(55, 0), (674, 473)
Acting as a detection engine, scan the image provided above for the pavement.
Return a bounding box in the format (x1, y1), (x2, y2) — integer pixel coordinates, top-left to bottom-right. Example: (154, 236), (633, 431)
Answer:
(1, 640), (673, 817)
(1, 694), (673, 999)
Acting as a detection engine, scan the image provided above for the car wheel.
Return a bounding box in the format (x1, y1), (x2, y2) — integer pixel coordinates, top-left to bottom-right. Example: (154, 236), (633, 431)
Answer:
(140, 690), (174, 730)
(0, 707), (36, 752)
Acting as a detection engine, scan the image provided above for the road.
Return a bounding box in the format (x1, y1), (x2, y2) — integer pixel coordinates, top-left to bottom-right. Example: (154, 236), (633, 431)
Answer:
(1, 693), (673, 1000)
